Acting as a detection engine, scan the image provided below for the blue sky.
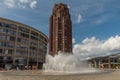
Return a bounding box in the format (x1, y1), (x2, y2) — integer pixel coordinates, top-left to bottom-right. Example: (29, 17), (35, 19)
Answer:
(0, 0), (120, 58)
(0, 0), (120, 42)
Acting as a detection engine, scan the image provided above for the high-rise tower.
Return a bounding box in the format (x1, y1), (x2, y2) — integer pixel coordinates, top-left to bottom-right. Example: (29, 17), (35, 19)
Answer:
(49, 3), (72, 56)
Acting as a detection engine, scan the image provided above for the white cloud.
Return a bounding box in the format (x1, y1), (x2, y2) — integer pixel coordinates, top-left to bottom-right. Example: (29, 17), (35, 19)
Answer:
(72, 38), (76, 44)
(4, 0), (15, 8)
(67, 5), (70, 9)
(77, 14), (82, 23)
(18, 3), (26, 9)
(30, 0), (37, 9)
(73, 35), (120, 59)
(19, 0), (29, 3)
(3, 0), (37, 9)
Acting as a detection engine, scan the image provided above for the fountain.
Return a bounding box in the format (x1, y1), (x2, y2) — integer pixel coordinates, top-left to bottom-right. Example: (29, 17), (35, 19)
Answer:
(42, 52), (101, 75)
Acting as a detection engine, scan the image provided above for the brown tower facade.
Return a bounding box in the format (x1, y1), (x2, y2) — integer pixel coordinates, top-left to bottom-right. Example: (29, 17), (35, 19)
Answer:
(49, 3), (72, 56)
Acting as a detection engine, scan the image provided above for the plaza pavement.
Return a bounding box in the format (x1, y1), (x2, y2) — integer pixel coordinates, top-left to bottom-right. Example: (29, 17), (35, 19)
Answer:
(0, 69), (120, 80)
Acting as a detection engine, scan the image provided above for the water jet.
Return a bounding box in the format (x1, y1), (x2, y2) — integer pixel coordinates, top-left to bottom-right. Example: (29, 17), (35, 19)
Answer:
(42, 52), (101, 75)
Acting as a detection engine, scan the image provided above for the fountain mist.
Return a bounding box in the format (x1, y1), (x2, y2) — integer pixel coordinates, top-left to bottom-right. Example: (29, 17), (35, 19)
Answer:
(43, 52), (99, 74)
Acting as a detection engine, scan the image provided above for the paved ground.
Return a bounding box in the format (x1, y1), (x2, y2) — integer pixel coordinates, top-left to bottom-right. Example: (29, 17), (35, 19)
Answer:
(0, 69), (120, 80)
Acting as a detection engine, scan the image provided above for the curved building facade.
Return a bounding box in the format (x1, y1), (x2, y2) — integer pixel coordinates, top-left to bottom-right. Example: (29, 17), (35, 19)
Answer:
(0, 18), (48, 69)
